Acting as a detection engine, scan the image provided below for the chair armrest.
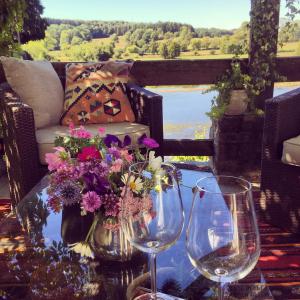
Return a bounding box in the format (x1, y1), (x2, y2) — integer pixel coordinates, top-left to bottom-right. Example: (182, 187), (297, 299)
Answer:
(262, 88), (300, 161)
(127, 83), (164, 152)
(0, 82), (44, 205)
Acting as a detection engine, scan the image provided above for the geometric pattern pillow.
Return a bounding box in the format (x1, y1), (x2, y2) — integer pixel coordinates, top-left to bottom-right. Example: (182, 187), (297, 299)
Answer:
(60, 61), (135, 125)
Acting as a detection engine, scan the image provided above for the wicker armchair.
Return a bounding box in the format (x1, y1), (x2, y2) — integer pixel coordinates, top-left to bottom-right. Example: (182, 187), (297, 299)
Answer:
(0, 62), (163, 206)
(260, 88), (300, 234)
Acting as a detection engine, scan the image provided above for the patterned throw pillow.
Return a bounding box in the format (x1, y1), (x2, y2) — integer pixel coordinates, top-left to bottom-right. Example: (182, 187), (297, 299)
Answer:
(60, 61), (135, 125)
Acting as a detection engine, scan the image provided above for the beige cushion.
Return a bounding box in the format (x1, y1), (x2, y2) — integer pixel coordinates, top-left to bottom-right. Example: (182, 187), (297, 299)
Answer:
(0, 57), (64, 129)
(282, 135), (300, 166)
(36, 123), (150, 165)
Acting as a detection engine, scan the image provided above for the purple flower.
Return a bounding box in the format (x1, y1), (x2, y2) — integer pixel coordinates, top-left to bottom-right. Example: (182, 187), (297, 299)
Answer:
(105, 154), (113, 163)
(104, 134), (121, 148)
(138, 133), (147, 145)
(142, 137), (159, 149)
(82, 191), (102, 212)
(104, 134), (131, 148)
(108, 147), (121, 159)
(59, 181), (82, 206)
(138, 134), (159, 149)
(123, 135), (131, 147)
(83, 172), (109, 195)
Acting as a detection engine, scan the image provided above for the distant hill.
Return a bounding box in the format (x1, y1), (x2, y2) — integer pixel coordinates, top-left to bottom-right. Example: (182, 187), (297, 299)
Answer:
(46, 18), (234, 38)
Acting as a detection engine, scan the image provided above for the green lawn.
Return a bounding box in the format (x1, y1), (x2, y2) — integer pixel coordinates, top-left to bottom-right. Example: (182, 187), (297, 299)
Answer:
(277, 41), (299, 57)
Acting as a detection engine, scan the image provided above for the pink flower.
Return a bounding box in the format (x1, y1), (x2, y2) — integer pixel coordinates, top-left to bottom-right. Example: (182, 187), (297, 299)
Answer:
(101, 193), (120, 217)
(110, 159), (123, 172)
(45, 147), (69, 171)
(82, 191), (102, 212)
(120, 149), (133, 163)
(69, 125), (92, 139)
(77, 146), (101, 161)
(76, 126), (92, 139)
(69, 122), (75, 136)
(119, 190), (153, 220)
(98, 127), (106, 135)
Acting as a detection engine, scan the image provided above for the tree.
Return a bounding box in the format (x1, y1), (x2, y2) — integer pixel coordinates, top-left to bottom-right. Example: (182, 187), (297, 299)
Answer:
(71, 35), (83, 46)
(149, 41), (158, 54)
(66, 43), (113, 61)
(190, 38), (202, 50)
(0, 0), (26, 55)
(0, 0), (45, 55)
(126, 45), (139, 54)
(209, 37), (221, 49)
(44, 33), (58, 50)
(19, 0), (48, 43)
(167, 41), (181, 58)
(201, 37), (211, 50)
(22, 39), (49, 60)
(110, 33), (119, 43)
(158, 42), (168, 58)
(60, 29), (73, 50)
(114, 48), (124, 59)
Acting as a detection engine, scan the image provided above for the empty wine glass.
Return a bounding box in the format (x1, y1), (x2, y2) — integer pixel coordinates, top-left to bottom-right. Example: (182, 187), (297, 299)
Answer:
(186, 175), (260, 299)
(121, 162), (184, 300)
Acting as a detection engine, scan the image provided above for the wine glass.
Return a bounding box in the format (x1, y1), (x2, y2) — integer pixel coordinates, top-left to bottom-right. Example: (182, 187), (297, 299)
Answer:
(121, 162), (184, 300)
(186, 175), (261, 299)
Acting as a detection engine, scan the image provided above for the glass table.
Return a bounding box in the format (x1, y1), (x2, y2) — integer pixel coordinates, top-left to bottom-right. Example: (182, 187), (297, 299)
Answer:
(0, 165), (273, 299)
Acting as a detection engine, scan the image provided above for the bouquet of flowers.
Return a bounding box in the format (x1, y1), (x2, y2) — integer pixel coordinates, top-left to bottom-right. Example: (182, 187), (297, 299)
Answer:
(45, 123), (165, 258)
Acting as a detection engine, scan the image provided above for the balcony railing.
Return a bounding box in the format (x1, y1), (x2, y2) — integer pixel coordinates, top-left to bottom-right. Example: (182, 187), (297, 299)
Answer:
(1, 57), (300, 156)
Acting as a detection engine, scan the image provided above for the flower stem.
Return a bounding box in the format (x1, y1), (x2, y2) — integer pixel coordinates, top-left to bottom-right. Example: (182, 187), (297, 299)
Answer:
(85, 214), (98, 242)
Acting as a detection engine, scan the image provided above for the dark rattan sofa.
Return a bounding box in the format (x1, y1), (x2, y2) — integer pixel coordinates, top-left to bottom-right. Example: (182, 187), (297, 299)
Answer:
(0, 62), (163, 207)
(260, 88), (300, 234)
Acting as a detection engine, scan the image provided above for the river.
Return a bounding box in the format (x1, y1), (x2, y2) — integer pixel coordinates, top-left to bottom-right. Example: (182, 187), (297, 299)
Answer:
(149, 85), (299, 139)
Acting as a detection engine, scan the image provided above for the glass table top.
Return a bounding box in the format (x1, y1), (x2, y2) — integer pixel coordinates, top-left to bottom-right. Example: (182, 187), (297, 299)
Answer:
(0, 166), (273, 300)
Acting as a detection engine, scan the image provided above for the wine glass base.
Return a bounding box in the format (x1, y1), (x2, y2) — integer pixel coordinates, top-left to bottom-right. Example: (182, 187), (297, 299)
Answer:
(134, 292), (180, 300)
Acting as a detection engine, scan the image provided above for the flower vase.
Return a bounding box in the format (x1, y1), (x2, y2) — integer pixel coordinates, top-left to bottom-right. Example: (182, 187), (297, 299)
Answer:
(61, 204), (93, 244)
(61, 206), (137, 262)
(90, 217), (138, 262)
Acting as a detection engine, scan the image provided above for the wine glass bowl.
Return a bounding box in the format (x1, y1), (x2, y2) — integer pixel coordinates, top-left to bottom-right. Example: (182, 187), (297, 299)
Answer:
(121, 162), (184, 299)
(186, 175), (260, 297)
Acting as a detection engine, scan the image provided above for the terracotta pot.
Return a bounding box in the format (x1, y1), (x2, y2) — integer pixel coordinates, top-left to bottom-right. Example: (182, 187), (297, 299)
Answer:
(225, 89), (248, 115)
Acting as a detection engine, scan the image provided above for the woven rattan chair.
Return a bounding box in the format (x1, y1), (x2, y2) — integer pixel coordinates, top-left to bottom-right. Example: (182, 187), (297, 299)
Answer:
(260, 88), (300, 234)
(0, 62), (163, 207)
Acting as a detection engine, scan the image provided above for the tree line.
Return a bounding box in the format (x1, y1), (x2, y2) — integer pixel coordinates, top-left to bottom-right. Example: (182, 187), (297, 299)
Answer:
(22, 19), (251, 61)
(20, 17), (300, 61)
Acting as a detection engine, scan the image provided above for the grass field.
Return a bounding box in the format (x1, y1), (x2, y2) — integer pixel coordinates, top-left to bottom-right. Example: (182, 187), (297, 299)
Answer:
(277, 41), (299, 56)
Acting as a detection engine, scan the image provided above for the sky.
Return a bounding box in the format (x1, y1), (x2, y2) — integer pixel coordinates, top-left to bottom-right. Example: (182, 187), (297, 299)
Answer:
(41, 0), (290, 30)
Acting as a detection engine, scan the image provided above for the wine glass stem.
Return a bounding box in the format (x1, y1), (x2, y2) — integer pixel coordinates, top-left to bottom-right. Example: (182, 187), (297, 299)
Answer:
(218, 282), (227, 300)
(150, 253), (157, 299)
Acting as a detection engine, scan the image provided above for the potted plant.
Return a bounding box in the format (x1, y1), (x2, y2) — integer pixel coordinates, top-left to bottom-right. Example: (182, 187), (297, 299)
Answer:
(206, 59), (254, 119)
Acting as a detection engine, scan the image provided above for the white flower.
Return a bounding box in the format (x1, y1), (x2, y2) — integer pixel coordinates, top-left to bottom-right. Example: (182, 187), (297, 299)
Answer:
(148, 151), (166, 178)
(121, 173), (143, 193)
(148, 151), (162, 171)
(69, 242), (94, 258)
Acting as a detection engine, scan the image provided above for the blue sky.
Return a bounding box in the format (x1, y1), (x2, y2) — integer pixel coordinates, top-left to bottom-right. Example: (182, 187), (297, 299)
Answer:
(41, 0), (289, 29)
